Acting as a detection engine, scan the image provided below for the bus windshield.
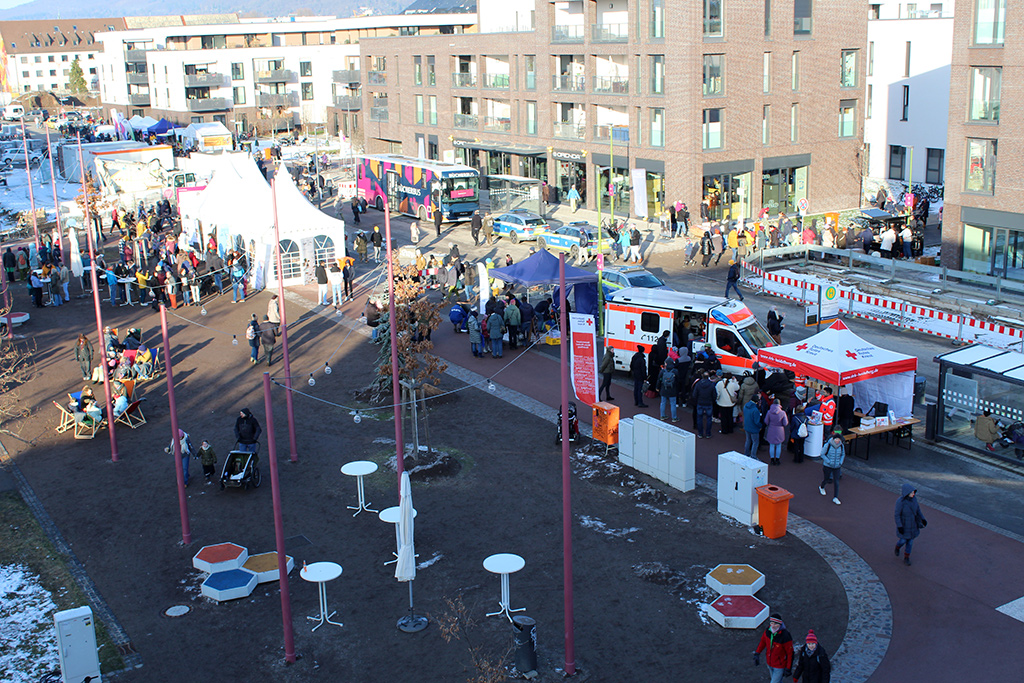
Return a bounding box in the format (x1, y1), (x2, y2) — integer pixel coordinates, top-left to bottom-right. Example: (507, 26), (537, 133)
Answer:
(442, 175), (480, 204)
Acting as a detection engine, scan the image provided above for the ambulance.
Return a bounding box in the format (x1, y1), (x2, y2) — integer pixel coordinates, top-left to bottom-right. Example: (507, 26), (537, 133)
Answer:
(603, 288), (775, 375)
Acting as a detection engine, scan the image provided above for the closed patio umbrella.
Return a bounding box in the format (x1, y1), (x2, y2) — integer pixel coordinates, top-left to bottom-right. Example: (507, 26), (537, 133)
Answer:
(396, 471), (427, 632)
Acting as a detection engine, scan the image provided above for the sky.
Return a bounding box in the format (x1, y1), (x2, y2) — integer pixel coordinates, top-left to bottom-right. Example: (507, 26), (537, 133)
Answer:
(0, 0), (30, 7)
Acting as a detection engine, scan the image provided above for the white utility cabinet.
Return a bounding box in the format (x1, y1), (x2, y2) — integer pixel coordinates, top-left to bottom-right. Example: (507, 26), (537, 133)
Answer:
(617, 418), (634, 466)
(54, 605), (102, 683)
(717, 451), (768, 525)
(625, 415), (696, 493)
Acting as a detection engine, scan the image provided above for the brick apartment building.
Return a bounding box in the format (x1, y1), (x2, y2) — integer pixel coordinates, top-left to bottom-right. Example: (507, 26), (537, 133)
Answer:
(943, 0), (1022, 282)
(360, 0), (866, 221)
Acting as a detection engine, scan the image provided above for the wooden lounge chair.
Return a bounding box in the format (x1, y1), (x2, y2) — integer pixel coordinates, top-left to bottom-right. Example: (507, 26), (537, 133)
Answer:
(73, 412), (107, 440)
(115, 398), (147, 429)
(53, 400), (75, 433)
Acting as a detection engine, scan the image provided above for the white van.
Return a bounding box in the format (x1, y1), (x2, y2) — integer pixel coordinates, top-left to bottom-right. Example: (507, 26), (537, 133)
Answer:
(3, 104), (25, 121)
(604, 288), (775, 375)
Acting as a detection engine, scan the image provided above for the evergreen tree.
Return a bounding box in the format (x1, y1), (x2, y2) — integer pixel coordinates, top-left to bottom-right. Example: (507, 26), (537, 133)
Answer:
(69, 58), (87, 93)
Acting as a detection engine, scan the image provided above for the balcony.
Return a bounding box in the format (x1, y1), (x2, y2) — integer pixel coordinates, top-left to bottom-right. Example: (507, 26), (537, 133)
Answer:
(552, 25), (585, 43)
(553, 121), (585, 139)
(185, 72), (225, 88)
(482, 116), (511, 133)
(367, 70), (387, 86)
(454, 113), (478, 130)
(128, 93), (151, 106)
(256, 92), (298, 107)
(333, 95), (362, 110)
(452, 72), (477, 88)
(370, 106), (389, 122)
(592, 23), (629, 42)
(593, 124), (631, 144)
(126, 73), (149, 85)
(332, 69), (361, 84)
(255, 69), (295, 84)
(124, 49), (148, 62)
(592, 75), (629, 95)
(482, 73), (510, 89)
(552, 75), (586, 93)
(186, 97), (230, 112)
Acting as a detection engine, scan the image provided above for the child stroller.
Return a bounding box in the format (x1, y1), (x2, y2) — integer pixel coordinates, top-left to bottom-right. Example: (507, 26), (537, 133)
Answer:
(999, 421), (1024, 460)
(684, 240), (700, 267)
(557, 401), (580, 445)
(220, 445), (262, 490)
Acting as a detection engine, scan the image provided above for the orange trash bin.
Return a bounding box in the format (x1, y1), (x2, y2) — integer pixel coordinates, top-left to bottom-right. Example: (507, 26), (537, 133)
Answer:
(592, 402), (619, 445)
(756, 485), (794, 539)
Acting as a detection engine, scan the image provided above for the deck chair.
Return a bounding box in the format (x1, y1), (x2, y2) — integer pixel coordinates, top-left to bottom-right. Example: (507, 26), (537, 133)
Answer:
(53, 400), (75, 433)
(119, 378), (136, 401)
(73, 412), (107, 440)
(115, 398), (147, 429)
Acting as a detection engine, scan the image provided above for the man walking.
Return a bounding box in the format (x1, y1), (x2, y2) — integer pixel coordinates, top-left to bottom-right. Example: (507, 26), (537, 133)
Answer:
(259, 315), (278, 366)
(752, 613), (794, 683)
(434, 207), (443, 237)
(631, 345), (648, 408)
(315, 261), (329, 305)
(599, 346), (615, 401)
(818, 433), (846, 505)
(370, 226), (384, 262)
(567, 185), (581, 213)
(629, 225), (642, 263)
(470, 211), (482, 246)
(894, 483), (927, 565)
(342, 257), (354, 302)
(725, 260), (744, 300)
(743, 397), (762, 458)
(692, 371), (717, 439)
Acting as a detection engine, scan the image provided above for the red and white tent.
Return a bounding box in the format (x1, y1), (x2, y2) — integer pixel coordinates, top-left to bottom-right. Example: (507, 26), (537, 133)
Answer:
(756, 320), (918, 416)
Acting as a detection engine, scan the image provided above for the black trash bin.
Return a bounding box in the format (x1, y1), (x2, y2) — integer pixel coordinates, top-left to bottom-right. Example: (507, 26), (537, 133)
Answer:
(925, 403), (937, 441)
(512, 615), (537, 676)
(914, 375), (926, 406)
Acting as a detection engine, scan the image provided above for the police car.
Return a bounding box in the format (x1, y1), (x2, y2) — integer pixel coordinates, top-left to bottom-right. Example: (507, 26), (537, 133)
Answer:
(536, 221), (613, 260)
(600, 266), (672, 295)
(492, 209), (548, 243)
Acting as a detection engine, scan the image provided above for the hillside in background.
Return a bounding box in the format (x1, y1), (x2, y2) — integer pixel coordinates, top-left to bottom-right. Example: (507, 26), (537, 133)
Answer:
(0, 0), (405, 21)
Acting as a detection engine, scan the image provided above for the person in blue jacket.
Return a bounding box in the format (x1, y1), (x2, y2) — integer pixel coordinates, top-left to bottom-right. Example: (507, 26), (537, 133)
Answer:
(894, 483), (928, 565)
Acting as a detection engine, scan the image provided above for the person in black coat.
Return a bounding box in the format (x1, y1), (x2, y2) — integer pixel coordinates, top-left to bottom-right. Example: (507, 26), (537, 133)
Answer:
(894, 483), (928, 565)
(434, 207), (443, 237)
(792, 630), (831, 683)
(234, 408), (262, 452)
(631, 345), (648, 408)
(470, 211), (483, 246)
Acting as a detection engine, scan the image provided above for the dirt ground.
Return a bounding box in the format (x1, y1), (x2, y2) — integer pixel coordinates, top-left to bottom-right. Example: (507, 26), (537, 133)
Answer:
(3, 277), (848, 681)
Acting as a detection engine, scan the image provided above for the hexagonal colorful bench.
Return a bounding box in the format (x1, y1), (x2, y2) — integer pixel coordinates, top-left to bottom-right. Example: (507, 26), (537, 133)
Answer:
(242, 552), (295, 584)
(192, 543), (248, 573)
(706, 594), (769, 629)
(201, 569), (258, 601)
(705, 564), (765, 597)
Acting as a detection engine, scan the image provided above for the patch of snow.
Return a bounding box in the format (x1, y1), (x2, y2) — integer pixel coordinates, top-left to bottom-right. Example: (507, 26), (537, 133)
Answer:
(0, 564), (60, 682)
(635, 503), (671, 517)
(578, 515), (641, 538)
(417, 552), (443, 570)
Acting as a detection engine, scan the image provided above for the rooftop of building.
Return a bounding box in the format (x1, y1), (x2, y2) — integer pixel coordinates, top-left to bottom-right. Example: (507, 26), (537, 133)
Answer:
(0, 17), (124, 54)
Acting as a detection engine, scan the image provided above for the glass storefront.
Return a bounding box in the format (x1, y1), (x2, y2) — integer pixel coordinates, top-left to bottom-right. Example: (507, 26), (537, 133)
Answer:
(598, 165), (631, 217)
(963, 224), (1024, 281)
(488, 151), (512, 177)
(555, 159), (587, 207)
(702, 171), (752, 221)
(645, 171), (665, 219)
(519, 155), (547, 182)
(761, 165), (808, 215)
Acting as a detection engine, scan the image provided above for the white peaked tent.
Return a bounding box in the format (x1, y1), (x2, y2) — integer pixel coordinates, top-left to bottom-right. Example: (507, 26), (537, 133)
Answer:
(128, 115), (158, 132)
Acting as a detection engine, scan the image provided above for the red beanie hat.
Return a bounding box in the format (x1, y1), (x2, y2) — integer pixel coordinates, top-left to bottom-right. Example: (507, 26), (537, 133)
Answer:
(805, 629), (817, 644)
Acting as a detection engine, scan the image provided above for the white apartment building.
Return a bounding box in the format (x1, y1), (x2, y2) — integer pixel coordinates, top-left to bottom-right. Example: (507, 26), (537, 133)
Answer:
(864, 0), (954, 186)
(0, 18), (123, 94)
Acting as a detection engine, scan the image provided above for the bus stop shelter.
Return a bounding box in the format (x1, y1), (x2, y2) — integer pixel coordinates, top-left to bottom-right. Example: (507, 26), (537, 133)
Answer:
(486, 174), (542, 216)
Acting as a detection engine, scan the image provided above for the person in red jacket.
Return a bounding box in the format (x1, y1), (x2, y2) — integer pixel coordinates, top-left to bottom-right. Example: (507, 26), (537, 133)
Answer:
(753, 612), (794, 682)
(819, 387), (836, 433)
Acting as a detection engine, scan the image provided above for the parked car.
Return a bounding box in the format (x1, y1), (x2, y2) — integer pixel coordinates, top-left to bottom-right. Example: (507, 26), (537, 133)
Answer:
(600, 265), (672, 295)
(492, 209), (548, 243)
(1, 145), (44, 166)
(536, 221), (613, 260)
(25, 109), (49, 123)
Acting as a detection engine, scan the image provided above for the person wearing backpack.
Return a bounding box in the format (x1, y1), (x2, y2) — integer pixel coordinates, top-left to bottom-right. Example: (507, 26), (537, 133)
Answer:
(165, 428), (195, 486)
(246, 313), (260, 364)
(230, 259), (246, 303)
(658, 359), (679, 422)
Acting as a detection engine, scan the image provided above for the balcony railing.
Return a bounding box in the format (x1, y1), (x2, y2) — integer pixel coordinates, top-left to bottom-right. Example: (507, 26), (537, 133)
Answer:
(482, 73), (510, 89)
(553, 121), (586, 139)
(593, 124), (631, 144)
(482, 116), (511, 133)
(553, 74), (586, 93)
(186, 97), (230, 112)
(333, 95), (362, 110)
(184, 72), (225, 88)
(592, 23), (629, 42)
(332, 69), (361, 84)
(367, 70), (387, 86)
(256, 92), (298, 107)
(126, 73), (149, 85)
(592, 75), (629, 94)
(255, 69), (295, 84)
(452, 72), (477, 88)
(128, 93), (151, 106)
(370, 106), (389, 122)
(552, 25), (585, 43)
(454, 113), (478, 130)
(124, 49), (148, 62)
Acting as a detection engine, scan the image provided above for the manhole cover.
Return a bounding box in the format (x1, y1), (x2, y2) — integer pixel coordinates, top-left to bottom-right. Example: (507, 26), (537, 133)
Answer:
(164, 605), (190, 617)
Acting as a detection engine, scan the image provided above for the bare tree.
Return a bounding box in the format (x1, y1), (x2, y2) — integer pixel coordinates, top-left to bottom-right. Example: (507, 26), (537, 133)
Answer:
(0, 291), (36, 428)
(436, 593), (513, 683)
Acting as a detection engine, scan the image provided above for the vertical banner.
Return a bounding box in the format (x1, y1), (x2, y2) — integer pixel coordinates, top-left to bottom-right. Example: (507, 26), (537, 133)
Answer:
(569, 313), (598, 406)
(631, 168), (648, 218)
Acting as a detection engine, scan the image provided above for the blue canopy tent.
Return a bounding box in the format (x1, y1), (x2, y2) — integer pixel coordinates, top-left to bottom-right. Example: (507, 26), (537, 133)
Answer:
(489, 249), (599, 316)
(147, 118), (174, 135)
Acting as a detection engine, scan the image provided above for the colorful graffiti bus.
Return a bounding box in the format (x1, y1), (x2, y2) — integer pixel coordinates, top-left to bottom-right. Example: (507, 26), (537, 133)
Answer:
(356, 154), (480, 222)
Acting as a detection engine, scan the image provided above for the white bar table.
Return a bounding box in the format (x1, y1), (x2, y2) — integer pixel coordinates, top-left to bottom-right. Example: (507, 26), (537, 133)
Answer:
(300, 561), (343, 632)
(118, 277), (136, 306)
(377, 505), (418, 565)
(483, 553), (526, 621)
(341, 460), (379, 516)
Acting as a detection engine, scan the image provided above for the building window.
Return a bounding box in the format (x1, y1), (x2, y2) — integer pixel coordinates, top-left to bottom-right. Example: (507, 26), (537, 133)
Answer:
(702, 108), (722, 149)
(974, 0), (1006, 45)
(790, 103), (799, 142)
(651, 108), (665, 147)
(867, 84), (873, 118)
(765, 0), (772, 37)
(49, 70), (56, 77)
(21, 71), (28, 78)
(704, 0), (723, 38)
(524, 55), (536, 90)
(526, 101), (537, 135)
(840, 49), (858, 88)
(904, 42), (911, 77)
(965, 138), (997, 194)
(762, 105), (770, 145)
(301, 82), (313, 100)
(901, 84), (910, 121)
(429, 95), (437, 125)
(426, 56), (436, 86)
(300, 61), (312, 77)
(838, 100), (856, 137)
(416, 95), (424, 124)
(926, 148), (944, 184)
(231, 62), (243, 80)
(651, 0), (665, 39)
(763, 52), (770, 93)
(48, 55), (54, 62)
(791, 51), (800, 91)
(651, 55), (665, 94)
(889, 145), (906, 180)
(413, 56), (422, 85)
(703, 55), (724, 96)
(969, 66), (1001, 122)
(868, 42), (874, 76)
(794, 0), (812, 35)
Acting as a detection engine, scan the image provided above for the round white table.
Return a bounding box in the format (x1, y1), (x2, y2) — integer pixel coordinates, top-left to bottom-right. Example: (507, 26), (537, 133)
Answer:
(378, 505), (418, 565)
(300, 561), (344, 632)
(483, 553), (526, 621)
(341, 460), (378, 516)
(117, 277), (136, 306)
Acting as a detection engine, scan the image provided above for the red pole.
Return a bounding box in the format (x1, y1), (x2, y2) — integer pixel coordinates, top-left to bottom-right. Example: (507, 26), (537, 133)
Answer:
(160, 304), (191, 545)
(77, 133), (118, 462)
(1, 252), (12, 339)
(270, 176), (299, 462)
(44, 128), (61, 258)
(384, 204), (404, 488)
(263, 372), (296, 662)
(20, 118), (40, 251)
(559, 253), (576, 675)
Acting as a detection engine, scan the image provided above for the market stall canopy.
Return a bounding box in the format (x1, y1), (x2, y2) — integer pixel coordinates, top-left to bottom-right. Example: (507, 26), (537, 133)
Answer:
(272, 163), (347, 239)
(191, 157), (273, 237)
(488, 249), (598, 287)
(147, 118), (173, 135)
(128, 115), (158, 132)
(756, 319), (917, 386)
